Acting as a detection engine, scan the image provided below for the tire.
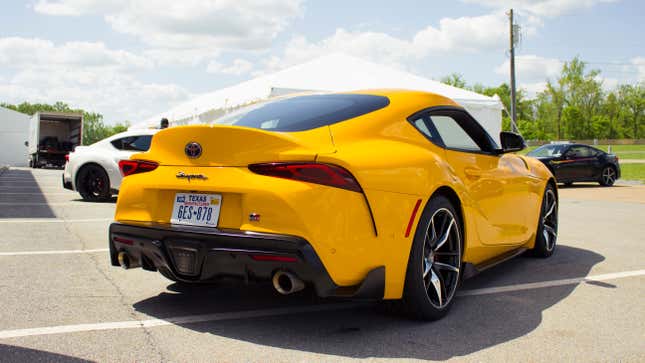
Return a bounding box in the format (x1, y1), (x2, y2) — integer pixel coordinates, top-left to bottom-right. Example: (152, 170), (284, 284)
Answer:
(599, 166), (616, 186)
(398, 195), (463, 321)
(77, 165), (112, 202)
(531, 184), (558, 258)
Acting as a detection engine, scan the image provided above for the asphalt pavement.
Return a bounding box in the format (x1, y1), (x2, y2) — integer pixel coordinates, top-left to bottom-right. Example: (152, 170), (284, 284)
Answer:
(0, 167), (643, 362)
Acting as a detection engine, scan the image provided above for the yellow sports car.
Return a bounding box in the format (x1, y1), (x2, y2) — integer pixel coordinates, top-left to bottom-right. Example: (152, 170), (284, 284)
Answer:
(110, 90), (558, 320)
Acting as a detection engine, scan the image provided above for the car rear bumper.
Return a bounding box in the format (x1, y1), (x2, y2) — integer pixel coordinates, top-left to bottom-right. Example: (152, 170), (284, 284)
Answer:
(109, 221), (384, 299)
(62, 173), (73, 190)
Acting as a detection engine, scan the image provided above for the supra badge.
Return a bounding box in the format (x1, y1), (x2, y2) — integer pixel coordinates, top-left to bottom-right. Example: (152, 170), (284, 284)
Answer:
(185, 142), (202, 158)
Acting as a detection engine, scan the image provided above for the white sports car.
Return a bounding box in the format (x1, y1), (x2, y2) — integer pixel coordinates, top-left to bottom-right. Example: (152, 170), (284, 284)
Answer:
(63, 129), (158, 201)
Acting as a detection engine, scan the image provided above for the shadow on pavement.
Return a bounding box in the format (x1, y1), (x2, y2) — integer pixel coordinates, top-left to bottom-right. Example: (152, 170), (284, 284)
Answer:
(0, 169), (56, 218)
(133, 245), (604, 360)
(0, 344), (92, 362)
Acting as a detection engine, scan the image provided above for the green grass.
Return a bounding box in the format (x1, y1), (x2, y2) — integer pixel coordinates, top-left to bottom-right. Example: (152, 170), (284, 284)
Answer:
(620, 163), (645, 182)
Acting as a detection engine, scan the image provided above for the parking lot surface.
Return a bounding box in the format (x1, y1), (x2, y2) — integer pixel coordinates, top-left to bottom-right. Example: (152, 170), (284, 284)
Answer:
(0, 167), (643, 362)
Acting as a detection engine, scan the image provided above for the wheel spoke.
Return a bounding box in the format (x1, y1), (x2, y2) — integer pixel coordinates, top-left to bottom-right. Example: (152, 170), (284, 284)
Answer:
(423, 258), (432, 278)
(428, 269), (443, 306)
(433, 261), (459, 273)
(434, 218), (455, 251)
(544, 200), (555, 220)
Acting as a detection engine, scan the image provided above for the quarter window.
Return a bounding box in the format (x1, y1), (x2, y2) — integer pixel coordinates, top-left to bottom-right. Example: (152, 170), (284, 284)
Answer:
(430, 115), (482, 151)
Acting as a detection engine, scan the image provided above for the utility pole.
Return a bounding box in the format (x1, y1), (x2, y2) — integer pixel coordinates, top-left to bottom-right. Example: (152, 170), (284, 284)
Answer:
(509, 8), (517, 133)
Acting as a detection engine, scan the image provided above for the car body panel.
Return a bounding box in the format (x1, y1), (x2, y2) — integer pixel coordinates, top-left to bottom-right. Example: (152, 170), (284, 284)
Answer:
(63, 129), (158, 193)
(113, 90), (553, 299)
(528, 143), (620, 183)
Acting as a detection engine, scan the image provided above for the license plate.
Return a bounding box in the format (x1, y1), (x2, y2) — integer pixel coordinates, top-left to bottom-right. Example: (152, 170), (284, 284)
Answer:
(170, 193), (222, 227)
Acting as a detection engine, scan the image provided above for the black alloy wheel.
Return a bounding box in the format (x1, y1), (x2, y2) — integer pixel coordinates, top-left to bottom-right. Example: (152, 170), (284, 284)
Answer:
(531, 184), (558, 258)
(399, 195), (462, 320)
(77, 165), (111, 202)
(599, 166), (617, 186)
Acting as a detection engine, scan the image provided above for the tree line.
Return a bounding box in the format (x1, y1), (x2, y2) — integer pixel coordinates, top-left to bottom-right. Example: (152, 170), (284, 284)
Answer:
(0, 101), (129, 145)
(3, 56), (642, 144)
(442, 57), (644, 140)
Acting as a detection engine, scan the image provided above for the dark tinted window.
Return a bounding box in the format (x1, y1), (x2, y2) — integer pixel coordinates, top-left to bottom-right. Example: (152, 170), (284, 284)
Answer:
(111, 135), (152, 151)
(212, 94), (390, 131)
(566, 145), (593, 158)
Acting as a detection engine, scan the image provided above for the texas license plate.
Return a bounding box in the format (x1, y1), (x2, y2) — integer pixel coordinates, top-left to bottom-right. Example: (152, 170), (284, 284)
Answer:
(170, 193), (222, 227)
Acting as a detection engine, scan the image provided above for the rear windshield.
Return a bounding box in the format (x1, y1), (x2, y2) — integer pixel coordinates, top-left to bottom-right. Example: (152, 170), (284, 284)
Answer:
(212, 94), (390, 132)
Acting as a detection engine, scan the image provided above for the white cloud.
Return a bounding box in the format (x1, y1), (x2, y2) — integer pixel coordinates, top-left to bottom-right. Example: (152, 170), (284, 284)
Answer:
(0, 37), (190, 123)
(263, 12), (513, 74)
(33, 0), (303, 60)
(206, 58), (254, 75)
(632, 57), (645, 81)
(0, 37), (152, 71)
(461, 0), (619, 17)
(495, 55), (563, 81)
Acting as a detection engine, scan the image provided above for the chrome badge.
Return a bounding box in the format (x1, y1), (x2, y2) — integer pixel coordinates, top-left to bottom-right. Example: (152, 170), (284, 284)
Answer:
(185, 142), (202, 158)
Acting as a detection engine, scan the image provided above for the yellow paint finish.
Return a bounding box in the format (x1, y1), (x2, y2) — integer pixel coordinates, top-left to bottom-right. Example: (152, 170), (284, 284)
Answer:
(115, 89), (554, 299)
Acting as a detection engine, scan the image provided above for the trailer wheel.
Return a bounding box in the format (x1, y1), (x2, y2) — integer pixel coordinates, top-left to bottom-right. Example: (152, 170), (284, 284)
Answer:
(77, 165), (111, 202)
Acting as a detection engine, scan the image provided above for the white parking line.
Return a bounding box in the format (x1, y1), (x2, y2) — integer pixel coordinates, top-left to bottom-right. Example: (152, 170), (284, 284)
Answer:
(0, 269), (642, 340)
(457, 269), (645, 296)
(0, 303), (364, 339)
(0, 249), (108, 256)
(0, 202), (111, 206)
(0, 218), (111, 223)
(0, 192), (75, 195)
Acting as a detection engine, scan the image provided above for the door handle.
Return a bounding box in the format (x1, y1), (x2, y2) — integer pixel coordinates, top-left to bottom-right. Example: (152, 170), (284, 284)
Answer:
(464, 167), (483, 179)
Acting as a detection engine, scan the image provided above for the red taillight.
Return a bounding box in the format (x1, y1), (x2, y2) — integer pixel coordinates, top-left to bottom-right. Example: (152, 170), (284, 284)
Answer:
(248, 162), (363, 192)
(113, 236), (134, 245)
(250, 254), (297, 262)
(65, 154), (69, 162)
(119, 159), (158, 177)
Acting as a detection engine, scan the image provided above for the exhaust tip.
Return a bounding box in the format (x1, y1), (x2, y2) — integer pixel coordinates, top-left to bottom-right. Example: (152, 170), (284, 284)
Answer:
(272, 271), (305, 295)
(117, 251), (130, 269)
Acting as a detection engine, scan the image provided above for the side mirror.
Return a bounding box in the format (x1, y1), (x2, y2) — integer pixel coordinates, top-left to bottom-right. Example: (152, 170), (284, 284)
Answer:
(499, 132), (526, 153)
(24, 141), (29, 147)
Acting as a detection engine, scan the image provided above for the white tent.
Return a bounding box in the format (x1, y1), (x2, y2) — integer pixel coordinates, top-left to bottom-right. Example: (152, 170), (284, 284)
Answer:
(0, 106), (31, 167)
(132, 53), (503, 141)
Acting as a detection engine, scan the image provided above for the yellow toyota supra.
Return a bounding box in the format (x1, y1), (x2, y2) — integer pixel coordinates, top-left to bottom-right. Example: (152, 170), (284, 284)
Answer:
(110, 90), (558, 320)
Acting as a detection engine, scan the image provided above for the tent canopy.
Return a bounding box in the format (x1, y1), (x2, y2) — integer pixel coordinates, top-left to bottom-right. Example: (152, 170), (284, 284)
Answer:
(132, 53), (503, 141)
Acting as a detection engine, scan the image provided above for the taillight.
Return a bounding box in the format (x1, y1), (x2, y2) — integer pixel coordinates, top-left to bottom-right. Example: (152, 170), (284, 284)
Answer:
(248, 162), (363, 192)
(119, 159), (158, 176)
(65, 154), (69, 162)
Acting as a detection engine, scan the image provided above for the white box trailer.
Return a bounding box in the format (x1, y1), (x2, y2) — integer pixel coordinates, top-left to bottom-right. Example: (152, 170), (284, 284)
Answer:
(27, 112), (83, 168)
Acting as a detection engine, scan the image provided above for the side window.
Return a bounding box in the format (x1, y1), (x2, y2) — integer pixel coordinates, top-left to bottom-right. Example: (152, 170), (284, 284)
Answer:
(411, 117), (434, 139)
(430, 115), (482, 152)
(110, 136), (152, 151)
(110, 138), (123, 150)
(567, 146), (591, 158)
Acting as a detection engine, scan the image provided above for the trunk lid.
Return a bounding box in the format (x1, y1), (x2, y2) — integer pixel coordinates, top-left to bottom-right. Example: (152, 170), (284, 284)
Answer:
(131, 125), (335, 166)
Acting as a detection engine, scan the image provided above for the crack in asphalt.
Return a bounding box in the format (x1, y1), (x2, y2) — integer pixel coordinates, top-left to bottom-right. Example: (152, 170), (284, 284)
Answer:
(60, 214), (167, 362)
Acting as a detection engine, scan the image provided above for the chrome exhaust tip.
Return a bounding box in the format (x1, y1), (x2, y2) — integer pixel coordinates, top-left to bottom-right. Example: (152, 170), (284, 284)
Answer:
(272, 271), (305, 295)
(117, 251), (130, 269)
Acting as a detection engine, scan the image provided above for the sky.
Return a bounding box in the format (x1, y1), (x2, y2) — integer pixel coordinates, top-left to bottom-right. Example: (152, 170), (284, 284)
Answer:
(0, 0), (643, 125)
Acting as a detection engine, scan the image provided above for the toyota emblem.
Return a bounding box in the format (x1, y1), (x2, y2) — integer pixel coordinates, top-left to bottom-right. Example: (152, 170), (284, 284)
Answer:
(185, 142), (202, 158)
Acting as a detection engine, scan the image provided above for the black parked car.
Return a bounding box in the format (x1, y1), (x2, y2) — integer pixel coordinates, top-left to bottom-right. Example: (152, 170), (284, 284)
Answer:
(527, 143), (621, 186)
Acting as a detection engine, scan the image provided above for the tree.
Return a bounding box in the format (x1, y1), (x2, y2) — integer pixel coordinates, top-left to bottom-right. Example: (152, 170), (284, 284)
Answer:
(441, 73), (467, 89)
(617, 84), (644, 139)
(1, 101), (129, 145)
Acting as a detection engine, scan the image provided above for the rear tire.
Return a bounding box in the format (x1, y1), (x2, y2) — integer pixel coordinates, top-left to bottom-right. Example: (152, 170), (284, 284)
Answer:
(77, 165), (111, 202)
(398, 196), (463, 321)
(599, 166), (616, 186)
(531, 184), (558, 258)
